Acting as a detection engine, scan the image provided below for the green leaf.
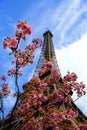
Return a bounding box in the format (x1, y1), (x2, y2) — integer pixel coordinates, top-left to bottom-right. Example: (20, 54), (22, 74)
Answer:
(23, 37), (26, 41)
(9, 52), (13, 55)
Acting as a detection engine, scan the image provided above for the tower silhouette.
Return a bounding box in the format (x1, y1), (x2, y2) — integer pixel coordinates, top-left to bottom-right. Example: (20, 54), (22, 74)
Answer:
(33, 30), (61, 77)
(0, 31), (87, 130)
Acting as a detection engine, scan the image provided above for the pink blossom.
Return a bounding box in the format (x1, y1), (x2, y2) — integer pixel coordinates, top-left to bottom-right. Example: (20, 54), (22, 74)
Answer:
(64, 97), (71, 105)
(22, 122), (35, 130)
(53, 126), (59, 130)
(9, 37), (18, 48)
(3, 37), (18, 50)
(15, 28), (21, 39)
(52, 92), (64, 103)
(2, 83), (8, 90)
(72, 82), (86, 97)
(80, 82), (85, 89)
(50, 112), (65, 122)
(11, 60), (15, 64)
(42, 96), (48, 101)
(22, 25), (32, 35)
(3, 40), (9, 49)
(49, 69), (60, 83)
(18, 70), (22, 76)
(14, 44), (37, 67)
(32, 38), (43, 49)
(46, 62), (54, 69)
(38, 107), (44, 114)
(19, 104), (31, 115)
(78, 124), (87, 130)
(37, 101), (42, 105)
(8, 68), (22, 77)
(32, 38), (42, 44)
(3, 88), (10, 96)
(20, 102), (30, 112)
(83, 90), (86, 95)
(33, 102), (38, 108)
(62, 72), (77, 82)
(33, 94), (38, 99)
(50, 112), (56, 117)
(8, 68), (16, 76)
(0, 75), (6, 81)
(31, 44), (36, 52)
(64, 109), (78, 119)
(71, 72), (77, 81)
(56, 112), (65, 121)
(39, 83), (47, 89)
(17, 58), (24, 65)
(41, 61), (54, 70)
(16, 21), (32, 39)
(38, 94), (43, 98)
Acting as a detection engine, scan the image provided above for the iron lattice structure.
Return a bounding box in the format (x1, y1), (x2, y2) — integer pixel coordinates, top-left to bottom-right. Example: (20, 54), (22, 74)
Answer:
(33, 31), (61, 77)
(0, 30), (87, 130)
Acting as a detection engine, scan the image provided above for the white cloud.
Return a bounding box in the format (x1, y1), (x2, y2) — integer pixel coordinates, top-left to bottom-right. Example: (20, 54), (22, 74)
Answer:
(53, 0), (81, 32)
(55, 33), (87, 83)
(55, 32), (87, 115)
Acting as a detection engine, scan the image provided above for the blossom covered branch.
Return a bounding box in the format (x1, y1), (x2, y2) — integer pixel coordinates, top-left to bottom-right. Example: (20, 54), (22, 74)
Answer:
(13, 61), (86, 130)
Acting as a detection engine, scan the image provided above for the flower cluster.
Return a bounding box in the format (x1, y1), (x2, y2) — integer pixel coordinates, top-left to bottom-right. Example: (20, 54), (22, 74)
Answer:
(3, 21), (32, 51)
(39, 61), (60, 84)
(12, 60), (87, 130)
(11, 41), (42, 70)
(15, 91), (48, 118)
(3, 37), (18, 50)
(22, 122), (35, 130)
(3, 21), (42, 80)
(32, 38), (43, 48)
(78, 124), (87, 130)
(49, 69), (60, 84)
(62, 71), (86, 97)
(1, 21), (43, 120)
(62, 71), (77, 82)
(16, 21), (32, 39)
(0, 75), (10, 97)
(1, 83), (10, 96)
(41, 61), (54, 70)
(39, 83), (49, 91)
(64, 108), (78, 119)
(0, 75), (6, 81)
(30, 77), (41, 86)
(8, 68), (22, 77)
(72, 82), (86, 97)
(16, 46), (34, 67)
(50, 111), (65, 121)
(50, 91), (64, 104)
(38, 61), (54, 76)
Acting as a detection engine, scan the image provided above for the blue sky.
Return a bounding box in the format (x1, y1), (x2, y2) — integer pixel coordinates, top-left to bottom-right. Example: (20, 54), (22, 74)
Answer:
(0, 0), (87, 117)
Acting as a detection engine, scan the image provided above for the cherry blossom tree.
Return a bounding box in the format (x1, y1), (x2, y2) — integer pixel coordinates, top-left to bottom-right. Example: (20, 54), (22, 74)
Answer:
(13, 61), (87, 130)
(0, 21), (42, 119)
(0, 75), (10, 119)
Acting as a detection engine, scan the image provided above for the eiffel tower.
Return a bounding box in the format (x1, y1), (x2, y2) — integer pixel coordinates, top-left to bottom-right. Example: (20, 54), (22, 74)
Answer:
(33, 30), (87, 127)
(33, 30), (61, 77)
(0, 30), (87, 130)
